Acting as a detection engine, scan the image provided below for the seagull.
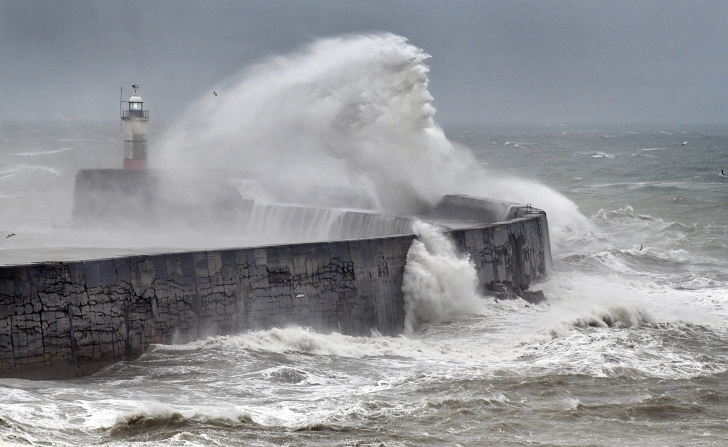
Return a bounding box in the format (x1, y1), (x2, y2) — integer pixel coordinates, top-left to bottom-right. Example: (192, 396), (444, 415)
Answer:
(6, 233), (15, 238)
(639, 244), (643, 251)
(682, 141), (688, 146)
(212, 91), (218, 96)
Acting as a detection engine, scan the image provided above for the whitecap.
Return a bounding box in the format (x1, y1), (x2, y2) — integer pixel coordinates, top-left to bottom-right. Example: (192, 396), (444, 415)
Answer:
(12, 147), (74, 157)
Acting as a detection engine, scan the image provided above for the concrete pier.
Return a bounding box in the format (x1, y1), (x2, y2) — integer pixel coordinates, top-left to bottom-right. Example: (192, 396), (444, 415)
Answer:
(0, 196), (550, 379)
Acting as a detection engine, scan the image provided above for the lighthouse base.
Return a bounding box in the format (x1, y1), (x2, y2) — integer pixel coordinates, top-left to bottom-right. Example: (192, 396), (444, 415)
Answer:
(72, 169), (251, 231)
(123, 159), (148, 170)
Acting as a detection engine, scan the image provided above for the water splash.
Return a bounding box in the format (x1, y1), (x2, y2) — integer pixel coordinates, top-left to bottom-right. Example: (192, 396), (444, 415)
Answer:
(156, 33), (462, 215)
(402, 221), (485, 333)
(156, 33), (590, 233)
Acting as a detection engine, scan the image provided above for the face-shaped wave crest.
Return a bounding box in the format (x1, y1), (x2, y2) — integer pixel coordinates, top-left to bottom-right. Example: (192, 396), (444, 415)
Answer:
(156, 32), (590, 232)
(156, 33), (463, 214)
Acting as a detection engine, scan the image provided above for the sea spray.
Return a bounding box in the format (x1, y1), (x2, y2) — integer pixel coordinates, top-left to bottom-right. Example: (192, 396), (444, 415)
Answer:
(402, 221), (485, 333)
(0, 34), (593, 265)
(156, 33), (590, 240)
(156, 33), (463, 215)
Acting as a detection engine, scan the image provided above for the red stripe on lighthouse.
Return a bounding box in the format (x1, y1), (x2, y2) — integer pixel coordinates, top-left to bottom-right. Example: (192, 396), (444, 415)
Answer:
(124, 159), (148, 170)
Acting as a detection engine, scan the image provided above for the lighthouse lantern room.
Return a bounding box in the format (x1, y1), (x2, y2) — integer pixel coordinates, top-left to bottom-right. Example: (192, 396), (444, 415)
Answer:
(121, 84), (149, 170)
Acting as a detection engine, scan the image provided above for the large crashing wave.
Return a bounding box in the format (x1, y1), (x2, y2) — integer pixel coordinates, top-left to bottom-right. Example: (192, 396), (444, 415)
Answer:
(156, 33), (589, 230)
(156, 33), (462, 214)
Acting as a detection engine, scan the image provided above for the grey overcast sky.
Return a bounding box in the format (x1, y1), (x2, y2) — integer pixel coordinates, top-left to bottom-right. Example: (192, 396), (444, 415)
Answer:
(2, 0), (728, 126)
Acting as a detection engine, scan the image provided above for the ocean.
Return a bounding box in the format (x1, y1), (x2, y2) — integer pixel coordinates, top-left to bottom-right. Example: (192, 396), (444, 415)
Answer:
(2, 33), (728, 446)
(1, 120), (727, 446)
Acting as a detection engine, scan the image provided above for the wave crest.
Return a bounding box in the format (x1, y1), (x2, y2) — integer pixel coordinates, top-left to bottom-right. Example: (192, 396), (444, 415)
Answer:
(107, 406), (254, 440)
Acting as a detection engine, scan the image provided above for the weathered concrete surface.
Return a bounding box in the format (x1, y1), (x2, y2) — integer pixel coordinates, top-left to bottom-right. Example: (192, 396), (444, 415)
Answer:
(0, 200), (550, 379)
(451, 217), (550, 293)
(0, 237), (412, 378)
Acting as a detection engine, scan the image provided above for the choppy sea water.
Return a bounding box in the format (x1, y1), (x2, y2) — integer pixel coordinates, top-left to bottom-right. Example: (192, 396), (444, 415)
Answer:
(2, 122), (728, 446)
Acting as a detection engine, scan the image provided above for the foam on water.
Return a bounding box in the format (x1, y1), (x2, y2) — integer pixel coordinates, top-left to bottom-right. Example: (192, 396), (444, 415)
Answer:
(155, 326), (477, 362)
(11, 147), (75, 157)
(2, 276), (725, 446)
(557, 205), (725, 274)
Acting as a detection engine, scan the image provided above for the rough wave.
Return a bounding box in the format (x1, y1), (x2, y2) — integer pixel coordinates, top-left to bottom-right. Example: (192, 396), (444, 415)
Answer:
(107, 405), (254, 441)
(154, 326), (480, 362)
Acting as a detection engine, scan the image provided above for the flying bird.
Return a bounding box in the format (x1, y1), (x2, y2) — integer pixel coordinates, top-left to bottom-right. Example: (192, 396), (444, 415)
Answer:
(6, 233), (15, 238)
(212, 91), (218, 96)
(682, 141), (688, 146)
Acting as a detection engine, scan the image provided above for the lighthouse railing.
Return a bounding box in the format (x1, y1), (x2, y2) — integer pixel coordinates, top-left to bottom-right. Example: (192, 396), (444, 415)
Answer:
(121, 110), (149, 119)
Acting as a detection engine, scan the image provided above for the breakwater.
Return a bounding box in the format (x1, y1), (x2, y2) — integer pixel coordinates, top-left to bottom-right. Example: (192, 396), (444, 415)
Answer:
(0, 196), (550, 379)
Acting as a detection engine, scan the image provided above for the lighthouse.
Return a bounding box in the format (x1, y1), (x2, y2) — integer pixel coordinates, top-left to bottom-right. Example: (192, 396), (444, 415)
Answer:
(121, 85), (149, 170)
(72, 84), (249, 230)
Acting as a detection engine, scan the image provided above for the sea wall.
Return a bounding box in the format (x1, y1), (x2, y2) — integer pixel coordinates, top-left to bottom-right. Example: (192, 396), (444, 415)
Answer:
(0, 202), (550, 379)
(433, 194), (517, 223)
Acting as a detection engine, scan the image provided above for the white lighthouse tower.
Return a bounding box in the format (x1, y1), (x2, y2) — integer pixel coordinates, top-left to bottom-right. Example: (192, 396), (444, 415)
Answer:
(121, 84), (149, 170)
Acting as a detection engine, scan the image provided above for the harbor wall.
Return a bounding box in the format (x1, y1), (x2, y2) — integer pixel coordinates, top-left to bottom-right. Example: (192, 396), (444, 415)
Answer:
(0, 203), (550, 379)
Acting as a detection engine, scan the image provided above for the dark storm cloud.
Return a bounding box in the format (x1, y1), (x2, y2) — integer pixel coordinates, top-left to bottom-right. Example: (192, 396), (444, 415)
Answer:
(2, 0), (727, 125)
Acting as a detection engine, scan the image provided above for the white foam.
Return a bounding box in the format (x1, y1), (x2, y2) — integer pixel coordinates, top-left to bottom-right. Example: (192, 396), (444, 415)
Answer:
(156, 326), (479, 361)
(591, 152), (615, 158)
(503, 271), (727, 378)
(402, 221), (485, 333)
(0, 164), (62, 177)
(109, 403), (252, 427)
(11, 147), (74, 157)
(146, 265), (728, 380)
